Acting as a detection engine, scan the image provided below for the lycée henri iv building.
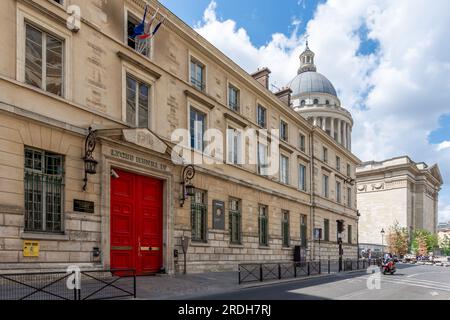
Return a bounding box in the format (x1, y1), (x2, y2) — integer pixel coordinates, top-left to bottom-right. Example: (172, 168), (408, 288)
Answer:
(0, 0), (360, 274)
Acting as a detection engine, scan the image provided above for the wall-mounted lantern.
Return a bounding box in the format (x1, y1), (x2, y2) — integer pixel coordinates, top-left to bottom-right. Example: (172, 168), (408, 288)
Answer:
(344, 177), (356, 186)
(180, 165), (196, 207)
(83, 127), (98, 191)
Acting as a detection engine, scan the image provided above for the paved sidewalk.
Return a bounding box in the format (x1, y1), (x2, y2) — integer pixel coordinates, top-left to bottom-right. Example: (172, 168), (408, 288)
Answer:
(135, 272), (241, 300)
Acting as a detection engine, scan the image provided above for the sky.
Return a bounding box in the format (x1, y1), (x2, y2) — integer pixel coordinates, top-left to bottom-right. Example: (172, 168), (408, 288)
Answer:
(159, 0), (450, 223)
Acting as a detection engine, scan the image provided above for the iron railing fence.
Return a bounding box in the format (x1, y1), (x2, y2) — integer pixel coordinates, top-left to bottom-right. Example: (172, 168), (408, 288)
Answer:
(0, 269), (136, 300)
(238, 258), (383, 284)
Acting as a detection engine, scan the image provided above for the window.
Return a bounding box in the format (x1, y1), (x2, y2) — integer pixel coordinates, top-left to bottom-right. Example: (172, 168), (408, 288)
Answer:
(313, 99), (319, 105)
(336, 181), (341, 203)
(25, 24), (64, 96)
(348, 225), (352, 244)
(24, 148), (64, 233)
(299, 134), (306, 152)
(347, 164), (351, 177)
(347, 187), (352, 208)
(280, 120), (289, 142)
(257, 104), (267, 128)
(280, 155), (289, 184)
(322, 175), (329, 198)
(191, 190), (207, 242)
(126, 74), (150, 128)
(190, 58), (205, 91)
(52, 0), (64, 5)
(298, 164), (307, 191)
(336, 156), (341, 171)
(228, 84), (240, 112)
(300, 215), (307, 248)
(127, 13), (150, 57)
(229, 198), (241, 244)
(258, 205), (268, 246)
(282, 211), (290, 247)
(326, 100), (330, 105)
(227, 127), (242, 165)
(190, 107), (206, 151)
(300, 100), (306, 107)
(257, 143), (269, 175)
(323, 147), (328, 163)
(324, 219), (330, 241)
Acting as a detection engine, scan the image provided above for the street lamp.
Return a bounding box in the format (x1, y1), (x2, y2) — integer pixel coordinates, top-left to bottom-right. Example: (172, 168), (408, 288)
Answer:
(381, 228), (385, 256)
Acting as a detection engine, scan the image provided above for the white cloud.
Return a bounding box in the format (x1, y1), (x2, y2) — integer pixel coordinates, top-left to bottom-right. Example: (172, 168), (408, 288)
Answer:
(437, 141), (450, 151)
(194, 0), (450, 221)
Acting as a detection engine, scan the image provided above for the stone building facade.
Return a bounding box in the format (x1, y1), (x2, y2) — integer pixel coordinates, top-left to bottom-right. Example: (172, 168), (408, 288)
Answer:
(357, 157), (443, 253)
(0, 0), (360, 274)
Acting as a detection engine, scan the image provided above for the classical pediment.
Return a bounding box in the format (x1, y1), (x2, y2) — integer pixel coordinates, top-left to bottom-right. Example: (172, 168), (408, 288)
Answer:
(428, 164), (444, 185)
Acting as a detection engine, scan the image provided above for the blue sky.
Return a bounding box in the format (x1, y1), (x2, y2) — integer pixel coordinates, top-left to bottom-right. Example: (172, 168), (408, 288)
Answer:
(159, 0), (450, 222)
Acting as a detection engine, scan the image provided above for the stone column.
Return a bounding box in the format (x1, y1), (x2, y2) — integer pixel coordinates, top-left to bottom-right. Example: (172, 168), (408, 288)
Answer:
(337, 120), (342, 144)
(322, 117), (327, 132)
(313, 117), (318, 127)
(330, 118), (335, 140)
(343, 122), (347, 149)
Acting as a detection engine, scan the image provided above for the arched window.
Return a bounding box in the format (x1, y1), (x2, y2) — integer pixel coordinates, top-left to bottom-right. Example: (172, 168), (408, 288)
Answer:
(325, 100), (330, 105)
(301, 100), (306, 106)
(313, 99), (319, 105)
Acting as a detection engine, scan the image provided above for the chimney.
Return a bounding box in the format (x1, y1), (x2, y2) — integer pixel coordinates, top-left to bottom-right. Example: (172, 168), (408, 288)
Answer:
(251, 67), (271, 89)
(275, 87), (292, 107)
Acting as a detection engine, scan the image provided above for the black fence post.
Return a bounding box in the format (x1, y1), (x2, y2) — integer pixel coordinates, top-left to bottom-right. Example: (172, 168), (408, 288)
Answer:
(307, 262), (310, 276)
(238, 266), (241, 284)
(328, 258), (330, 274)
(278, 264), (281, 280)
(133, 272), (137, 299)
(357, 259), (360, 270)
(260, 264), (263, 282)
(294, 263), (297, 278)
(319, 261), (321, 274)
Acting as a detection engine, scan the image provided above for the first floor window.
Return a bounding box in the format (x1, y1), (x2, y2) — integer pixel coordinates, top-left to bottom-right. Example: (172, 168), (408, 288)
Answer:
(324, 219), (330, 242)
(191, 190), (207, 242)
(280, 155), (289, 184)
(190, 107), (206, 151)
(258, 205), (268, 246)
(24, 148), (64, 233)
(348, 225), (352, 244)
(280, 120), (289, 142)
(227, 127), (242, 165)
(257, 104), (267, 128)
(300, 215), (307, 248)
(229, 198), (241, 244)
(323, 175), (329, 198)
(228, 84), (240, 112)
(282, 211), (290, 247)
(25, 24), (64, 96)
(299, 134), (306, 152)
(336, 181), (342, 203)
(257, 143), (269, 175)
(347, 187), (352, 208)
(127, 13), (150, 56)
(126, 74), (150, 128)
(299, 164), (307, 191)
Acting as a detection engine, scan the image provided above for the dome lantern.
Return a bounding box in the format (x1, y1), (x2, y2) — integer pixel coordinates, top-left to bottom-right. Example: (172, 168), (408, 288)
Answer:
(298, 41), (317, 74)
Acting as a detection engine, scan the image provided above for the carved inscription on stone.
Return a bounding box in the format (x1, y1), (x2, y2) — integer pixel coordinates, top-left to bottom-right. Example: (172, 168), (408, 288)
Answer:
(86, 34), (107, 112)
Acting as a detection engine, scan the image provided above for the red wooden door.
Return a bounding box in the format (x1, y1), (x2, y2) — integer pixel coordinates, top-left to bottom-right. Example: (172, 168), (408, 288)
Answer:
(110, 169), (163, 275)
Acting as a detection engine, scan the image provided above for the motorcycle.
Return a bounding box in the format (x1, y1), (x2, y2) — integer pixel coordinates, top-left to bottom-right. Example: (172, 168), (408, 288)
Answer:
(381, 259), (396, 275)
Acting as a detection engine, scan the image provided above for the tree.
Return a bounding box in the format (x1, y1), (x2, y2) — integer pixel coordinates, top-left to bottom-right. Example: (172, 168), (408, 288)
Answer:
(440, 235), (450, 256)
(386, 222), (409, 256)
(411, 229), (439, 256)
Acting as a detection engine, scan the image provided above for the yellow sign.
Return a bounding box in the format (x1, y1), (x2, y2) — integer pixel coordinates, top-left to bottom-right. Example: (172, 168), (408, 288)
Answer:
(23, 241), (39, 257)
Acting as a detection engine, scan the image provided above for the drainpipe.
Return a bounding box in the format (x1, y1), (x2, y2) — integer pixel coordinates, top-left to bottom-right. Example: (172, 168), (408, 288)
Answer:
(309, 130), (315, 261)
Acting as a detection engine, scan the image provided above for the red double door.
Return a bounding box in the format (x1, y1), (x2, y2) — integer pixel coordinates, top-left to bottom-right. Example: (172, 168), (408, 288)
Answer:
(110, 169), (163, 275)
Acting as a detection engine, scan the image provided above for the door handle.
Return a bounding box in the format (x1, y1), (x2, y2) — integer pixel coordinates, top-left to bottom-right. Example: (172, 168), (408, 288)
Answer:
(140, 247), (160, 251)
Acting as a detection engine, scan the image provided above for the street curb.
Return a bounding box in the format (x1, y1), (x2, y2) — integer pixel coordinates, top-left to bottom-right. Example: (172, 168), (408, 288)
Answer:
(240, 269), (367, 289)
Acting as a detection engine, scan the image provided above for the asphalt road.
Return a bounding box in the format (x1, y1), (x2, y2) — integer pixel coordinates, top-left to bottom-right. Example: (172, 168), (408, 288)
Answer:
(193, 264), (450, 300)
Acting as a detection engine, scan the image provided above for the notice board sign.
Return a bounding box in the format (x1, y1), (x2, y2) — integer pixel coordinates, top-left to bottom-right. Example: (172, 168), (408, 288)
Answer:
(212, 200), (225, 230)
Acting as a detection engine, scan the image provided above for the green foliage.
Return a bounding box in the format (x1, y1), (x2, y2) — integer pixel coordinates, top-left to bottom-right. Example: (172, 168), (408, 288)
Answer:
(411, 229), (439, 255)
(387, 222), (409, 256)
(440, 235), (450, 256)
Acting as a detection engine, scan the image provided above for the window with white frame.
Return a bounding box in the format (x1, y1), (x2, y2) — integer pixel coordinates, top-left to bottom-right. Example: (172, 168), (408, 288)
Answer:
(228, 84), (240, 112)
(323, 174), (329, 198)
(127, 12), (150, 57)
(190, 107), (206, 151)
(257, 142), (269, 176)
(257, 104), (267, 128)
(126, 74), (150, 128)
(227, 127), (243, 165)
(299, 164), (307, 191)
(25, 24), (64, 96)
(190, 58), (205, 91)
(280, 155), (289, 184)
